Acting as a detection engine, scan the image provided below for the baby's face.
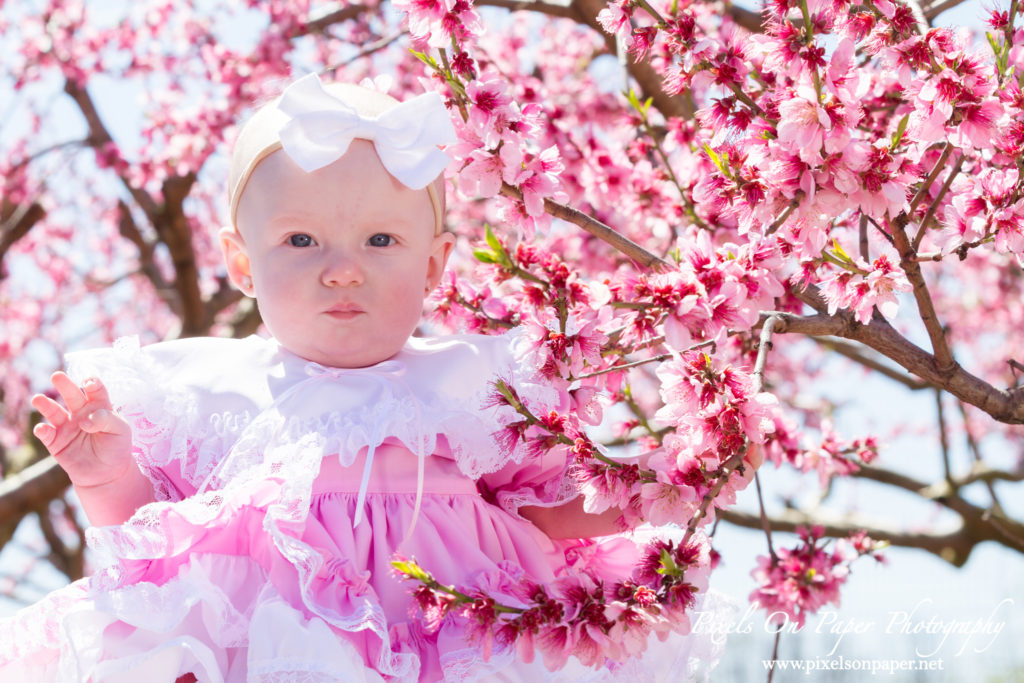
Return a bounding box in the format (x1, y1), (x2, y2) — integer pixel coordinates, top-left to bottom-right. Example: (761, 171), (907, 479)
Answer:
(227, 140), (454, 368)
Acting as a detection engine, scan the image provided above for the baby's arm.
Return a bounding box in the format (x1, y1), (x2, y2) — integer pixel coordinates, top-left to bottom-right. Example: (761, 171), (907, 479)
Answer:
(32, 372), (155, 526)
(519, 449), (659, 538)
(520, 499), (626, 538)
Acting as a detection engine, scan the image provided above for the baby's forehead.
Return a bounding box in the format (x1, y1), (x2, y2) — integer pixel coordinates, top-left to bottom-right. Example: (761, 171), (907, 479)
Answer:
(235, 146), (435, 236)
(228, 83), (400, 216)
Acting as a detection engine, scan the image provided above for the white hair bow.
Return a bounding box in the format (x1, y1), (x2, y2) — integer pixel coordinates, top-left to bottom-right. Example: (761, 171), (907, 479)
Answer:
(276, 73), (456, 190)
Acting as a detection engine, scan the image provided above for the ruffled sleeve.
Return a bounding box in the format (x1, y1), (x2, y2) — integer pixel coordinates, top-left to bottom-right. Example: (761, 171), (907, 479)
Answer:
(65, 337), (191, 503)
(64, 336), (270, 503)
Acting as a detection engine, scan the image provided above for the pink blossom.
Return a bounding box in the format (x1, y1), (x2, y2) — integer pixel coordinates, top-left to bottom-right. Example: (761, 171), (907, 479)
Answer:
(509, 146), (567, 218)
(458, 142), (523, 198)
(574, 456), (639, 514)
(465, 74), (520, 147)
(954, 98), (1004, 150)
(857, 254), (912, 322)
(749, 525), (850, 627)
(819, 254), (911, 323)
(776, 85), (831, 166)
(596, 0), (632, 40)
(639, 481), (691, 526)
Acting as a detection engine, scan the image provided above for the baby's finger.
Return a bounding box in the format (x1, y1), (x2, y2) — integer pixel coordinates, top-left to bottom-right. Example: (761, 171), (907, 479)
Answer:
(32, 422), (57, 448)
(81, 377), (113, 409)
(30, 393), (70, 428)
(51, 372), (88, 413)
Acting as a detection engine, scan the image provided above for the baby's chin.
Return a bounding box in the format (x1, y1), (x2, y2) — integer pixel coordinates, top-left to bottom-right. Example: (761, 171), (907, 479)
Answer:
(285, 339), (406, 369)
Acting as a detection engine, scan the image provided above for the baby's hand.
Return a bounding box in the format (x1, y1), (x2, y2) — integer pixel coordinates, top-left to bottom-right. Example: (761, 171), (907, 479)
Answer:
(31, 372), (133, 489)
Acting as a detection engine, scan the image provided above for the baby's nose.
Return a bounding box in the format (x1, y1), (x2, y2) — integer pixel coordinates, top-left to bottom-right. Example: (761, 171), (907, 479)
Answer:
(321, 252), (364, 287)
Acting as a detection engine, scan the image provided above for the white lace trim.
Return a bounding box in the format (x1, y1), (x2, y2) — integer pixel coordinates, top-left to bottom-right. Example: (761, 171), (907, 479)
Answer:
(67, 336), (533, 497)
(493, 465), (581, 519)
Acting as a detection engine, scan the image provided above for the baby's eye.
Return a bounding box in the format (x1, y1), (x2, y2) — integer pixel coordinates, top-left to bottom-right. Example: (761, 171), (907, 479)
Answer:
(368, 233), (394, 247)
(288, 234), (315, 248)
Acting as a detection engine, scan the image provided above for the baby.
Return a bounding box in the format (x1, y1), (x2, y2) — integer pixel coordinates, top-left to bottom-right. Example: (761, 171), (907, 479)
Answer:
(9, 74), (684, 682)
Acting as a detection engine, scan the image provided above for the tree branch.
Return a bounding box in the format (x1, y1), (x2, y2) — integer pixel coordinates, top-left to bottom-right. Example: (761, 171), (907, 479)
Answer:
(948, 461), (1024, 488)
(769, 287), (1024, 424)
(720, 508), (979, 566)
(63, 79), (160, 218)
(922, 0), (971, 20)
(63, 78), (210, 335)
(299, 6), (367, 35)
(115, 200), (177, 311)
(155, 173), (205, 336)
(907, 143), (951, 218)
(890, 224), (956, 372)
(0, 459), (70, 533)
(854, 463), (1024, 556)
(914, 153), (963, 250)
(499, 182), (669, 269)
(0, 199), (47, 272)
(36, 497), (84, 581)
(758, 311), (847, 337)
(810, 336), (932, 390)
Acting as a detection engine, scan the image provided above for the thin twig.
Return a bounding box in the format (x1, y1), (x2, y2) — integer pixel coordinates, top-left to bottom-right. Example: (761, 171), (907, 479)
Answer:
(858, 214), (869, 261)
(765, 200), (799, 235)
(752, 314), (782, 392)
(913, 153), (964, 251)
(935, 389), (954, 489)
(753, 317), (781, 561)
(810, 337), (932, 390)
(908, 142), (952, 216)
(321, 32), (405, 73)
(581, 352), (675, 378)
(766, 630), (782, 683)
(11, 138), (87, 172)
(755, 472), (777, 561)
(867, 215), (896, 246)
(581, 339), (717, 379)
(956, 401), (1006, 516)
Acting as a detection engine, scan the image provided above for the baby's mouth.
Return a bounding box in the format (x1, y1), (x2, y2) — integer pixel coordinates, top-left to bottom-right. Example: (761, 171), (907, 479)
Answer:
(325, 304), (364, 321)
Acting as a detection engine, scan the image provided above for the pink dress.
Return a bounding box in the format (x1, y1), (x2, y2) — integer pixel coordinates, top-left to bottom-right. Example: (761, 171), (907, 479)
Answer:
(0, 334), (722, 682)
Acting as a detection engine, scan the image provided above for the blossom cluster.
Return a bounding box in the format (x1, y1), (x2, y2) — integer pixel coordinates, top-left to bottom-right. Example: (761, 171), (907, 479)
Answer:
(610, 231), (785, 350)
(750, 525), (886, 627)
(395, 532), (713, 668)
(764, 417), (880, 486)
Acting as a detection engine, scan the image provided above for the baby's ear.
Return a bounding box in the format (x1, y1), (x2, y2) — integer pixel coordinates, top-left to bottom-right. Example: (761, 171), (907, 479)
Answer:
(219, 226), (254, 297)
(425, 231), (456, 294)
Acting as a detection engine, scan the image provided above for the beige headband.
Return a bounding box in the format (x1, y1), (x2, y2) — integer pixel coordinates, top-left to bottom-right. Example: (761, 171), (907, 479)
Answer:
(228, 80), (447, 235)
